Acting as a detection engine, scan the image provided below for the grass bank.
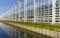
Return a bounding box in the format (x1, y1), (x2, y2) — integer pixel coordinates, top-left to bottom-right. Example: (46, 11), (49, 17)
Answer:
(1, 20), (60, 32)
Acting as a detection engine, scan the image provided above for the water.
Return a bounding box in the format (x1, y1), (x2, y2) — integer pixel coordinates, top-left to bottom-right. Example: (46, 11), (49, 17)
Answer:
(0, 22), (26, 38)
(0, 27), (9, 38)
(0, 22), (53, 38)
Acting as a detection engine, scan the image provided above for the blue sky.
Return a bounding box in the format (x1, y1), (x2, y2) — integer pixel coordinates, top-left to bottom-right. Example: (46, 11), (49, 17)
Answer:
(0, 0), (16, 14)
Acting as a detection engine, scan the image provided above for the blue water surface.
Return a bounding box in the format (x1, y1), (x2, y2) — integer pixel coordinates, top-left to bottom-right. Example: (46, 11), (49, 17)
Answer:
(0, 27), (9, 38)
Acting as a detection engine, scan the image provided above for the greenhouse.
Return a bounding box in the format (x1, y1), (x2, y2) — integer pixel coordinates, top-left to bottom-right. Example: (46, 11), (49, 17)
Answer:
(0, 0), (60, 24)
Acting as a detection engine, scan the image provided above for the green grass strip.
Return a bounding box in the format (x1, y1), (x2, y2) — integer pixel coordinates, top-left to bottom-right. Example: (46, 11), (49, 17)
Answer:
(1, 20), (60, 32)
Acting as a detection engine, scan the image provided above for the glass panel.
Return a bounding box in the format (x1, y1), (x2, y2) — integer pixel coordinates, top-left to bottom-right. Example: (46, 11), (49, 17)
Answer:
(27, 0), (34, 22)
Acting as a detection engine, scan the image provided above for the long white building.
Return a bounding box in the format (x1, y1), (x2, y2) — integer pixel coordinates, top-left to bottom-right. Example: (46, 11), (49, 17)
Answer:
(0, 0), (60, 24)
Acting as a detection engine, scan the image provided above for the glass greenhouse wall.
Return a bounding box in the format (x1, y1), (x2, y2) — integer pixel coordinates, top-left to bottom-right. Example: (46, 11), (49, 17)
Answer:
(0, 0), (60, 24)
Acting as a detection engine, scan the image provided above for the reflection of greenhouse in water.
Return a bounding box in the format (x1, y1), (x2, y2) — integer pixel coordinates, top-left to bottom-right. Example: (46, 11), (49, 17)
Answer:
(1, 23), (52, 38)
(0, 0), (60, 24)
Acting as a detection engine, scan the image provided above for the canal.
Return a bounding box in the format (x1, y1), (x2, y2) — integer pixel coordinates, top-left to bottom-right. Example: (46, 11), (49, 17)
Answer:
(0, 22), (53, 38)
(0, 23), (9, 38)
